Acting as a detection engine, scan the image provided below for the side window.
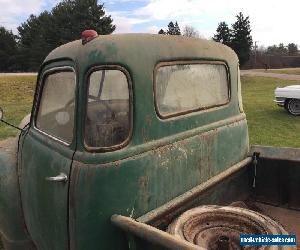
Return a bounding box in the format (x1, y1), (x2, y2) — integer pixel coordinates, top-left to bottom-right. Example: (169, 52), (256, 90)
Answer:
(85, 69), (131, 149)
(155, 62), (229, 117)
(36, 70), (76, 144)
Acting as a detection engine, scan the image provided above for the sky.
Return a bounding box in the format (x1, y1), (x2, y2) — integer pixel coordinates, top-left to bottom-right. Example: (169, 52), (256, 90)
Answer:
(0, 0), (299, 47)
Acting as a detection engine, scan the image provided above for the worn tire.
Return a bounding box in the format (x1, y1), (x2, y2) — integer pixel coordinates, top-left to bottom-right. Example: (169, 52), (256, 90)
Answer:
(167, 205), (291, 250)
(286, 99), (300, 116)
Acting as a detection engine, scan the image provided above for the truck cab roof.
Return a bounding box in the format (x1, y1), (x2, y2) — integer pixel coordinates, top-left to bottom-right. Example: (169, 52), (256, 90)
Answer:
(45, 33), (238, 67)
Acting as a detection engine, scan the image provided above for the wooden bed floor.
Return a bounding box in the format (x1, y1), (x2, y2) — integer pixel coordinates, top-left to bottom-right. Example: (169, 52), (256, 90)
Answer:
(231, 200), (300, 249)
(254, 202), (300, 249)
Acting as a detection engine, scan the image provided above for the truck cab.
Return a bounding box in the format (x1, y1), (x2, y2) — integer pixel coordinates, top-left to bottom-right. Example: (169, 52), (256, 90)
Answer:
(0, 32), (299, 250)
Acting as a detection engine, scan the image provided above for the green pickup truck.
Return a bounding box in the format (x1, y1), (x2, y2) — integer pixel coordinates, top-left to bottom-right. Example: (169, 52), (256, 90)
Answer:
(0, 32), (299, 250)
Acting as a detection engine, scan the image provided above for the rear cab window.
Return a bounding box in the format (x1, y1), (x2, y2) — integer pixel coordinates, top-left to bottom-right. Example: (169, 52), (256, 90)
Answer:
(84, 67), (131, 150)
(155, 61), (229, 118)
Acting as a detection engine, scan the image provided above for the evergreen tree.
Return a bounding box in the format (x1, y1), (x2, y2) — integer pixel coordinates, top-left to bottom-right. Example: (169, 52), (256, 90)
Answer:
(213, 22), (231, 46)
(51, 0), (115, 43)
(158, 21), (181, 35)
(167, 21), (176, 35)
(158, 29), (166, 35)
(277, 43), (288, 55)
(18, 0), (115, 71)
(173, 21), (181, 35)
(267, 43), (298, 56)
(0, 27), (18, 72)
(287, 43), (298, 55)
(230, 12), (253, 65)
(18, 12), (54, 71)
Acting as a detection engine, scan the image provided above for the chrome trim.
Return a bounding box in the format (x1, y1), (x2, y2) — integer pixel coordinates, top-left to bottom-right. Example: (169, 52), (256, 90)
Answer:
(33, 66), (76, 146)
(274, 97), (286, 107)
(274, 99), (285, 103)
(33, 128), (70, 146)
(45, 172), (68, 182)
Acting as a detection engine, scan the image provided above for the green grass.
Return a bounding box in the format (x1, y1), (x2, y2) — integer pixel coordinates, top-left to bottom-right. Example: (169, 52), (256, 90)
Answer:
(256, 68), (300, 75)
(0, 75), (36, 139)
(0, 75), (299, 148)
(241, 76), (300, 148)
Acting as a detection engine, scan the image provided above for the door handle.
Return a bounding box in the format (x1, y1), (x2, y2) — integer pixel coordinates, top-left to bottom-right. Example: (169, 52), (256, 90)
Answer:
(45, 173), (68, 183)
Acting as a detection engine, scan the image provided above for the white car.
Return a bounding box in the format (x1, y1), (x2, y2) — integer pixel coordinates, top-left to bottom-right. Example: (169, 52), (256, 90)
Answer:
(274, 85), (300, 115)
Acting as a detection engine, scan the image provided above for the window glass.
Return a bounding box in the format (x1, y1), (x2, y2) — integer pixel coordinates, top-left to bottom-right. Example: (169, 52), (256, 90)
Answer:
(36, 70), (76, 143)
(85, 69), (130, 148)
(155, 63), (229, 117)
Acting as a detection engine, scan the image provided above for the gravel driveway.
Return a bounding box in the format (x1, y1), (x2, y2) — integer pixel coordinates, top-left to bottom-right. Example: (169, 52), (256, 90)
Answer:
(241, 70), (300, 81)
(0, 73), (37, 76)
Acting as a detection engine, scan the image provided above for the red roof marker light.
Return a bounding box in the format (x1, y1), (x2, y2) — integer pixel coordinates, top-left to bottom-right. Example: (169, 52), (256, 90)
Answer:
(81, 30), (98, 45)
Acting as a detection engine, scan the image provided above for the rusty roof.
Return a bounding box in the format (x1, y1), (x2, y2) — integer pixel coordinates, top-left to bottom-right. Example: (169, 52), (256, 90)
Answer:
(44, 33), (238, 66)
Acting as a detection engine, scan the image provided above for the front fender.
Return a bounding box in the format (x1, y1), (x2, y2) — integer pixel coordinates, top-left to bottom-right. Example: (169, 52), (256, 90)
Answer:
(0, 138), (35, 249)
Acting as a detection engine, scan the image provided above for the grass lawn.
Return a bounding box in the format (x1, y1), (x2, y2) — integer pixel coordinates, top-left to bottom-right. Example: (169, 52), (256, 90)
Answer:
(242, 76), (300, 147)
(0, 75), (36, 139)
(256, 68), (300, 75)
(0, 75), (299, 148)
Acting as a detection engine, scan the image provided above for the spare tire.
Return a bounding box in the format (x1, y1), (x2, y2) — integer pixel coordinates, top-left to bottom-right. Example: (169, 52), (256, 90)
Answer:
(167, 205), (291, 250)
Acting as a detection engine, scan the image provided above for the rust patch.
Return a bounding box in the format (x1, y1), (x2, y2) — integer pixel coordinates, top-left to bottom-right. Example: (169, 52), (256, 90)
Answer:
(197, 129), (217, 179)
(145, 115), (153, 127)
(139, 176), (149, 210)
(113, 160), (121, 167)
(141, 127), (147, 143)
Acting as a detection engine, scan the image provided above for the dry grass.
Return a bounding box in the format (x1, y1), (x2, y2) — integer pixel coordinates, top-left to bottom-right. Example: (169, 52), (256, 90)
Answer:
(0, 75), (36, 139)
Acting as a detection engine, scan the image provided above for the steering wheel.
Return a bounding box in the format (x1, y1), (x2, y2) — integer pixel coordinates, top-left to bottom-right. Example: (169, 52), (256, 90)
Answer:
(88, 98), (115, 121)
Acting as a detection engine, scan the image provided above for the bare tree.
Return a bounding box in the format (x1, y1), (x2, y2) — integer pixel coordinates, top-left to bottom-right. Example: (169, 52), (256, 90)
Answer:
(183, 25), (200, 38)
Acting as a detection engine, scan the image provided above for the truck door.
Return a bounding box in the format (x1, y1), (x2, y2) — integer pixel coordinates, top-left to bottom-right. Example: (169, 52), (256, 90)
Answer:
(19, 65), (77, 250)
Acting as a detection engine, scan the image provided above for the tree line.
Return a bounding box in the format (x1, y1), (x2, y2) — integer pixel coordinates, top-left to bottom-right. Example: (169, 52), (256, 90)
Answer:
(158, 21), (200, 37)
(264, 43), (298, 56)
(213, 12), (253, 66)
(158, 13), (253, 66)
(1, 3), (299, 72)
(158, 13), (299, 67)
(0, 0), (115, 72)
(158, 12), (253, 65)
(245, 42), (300, 69)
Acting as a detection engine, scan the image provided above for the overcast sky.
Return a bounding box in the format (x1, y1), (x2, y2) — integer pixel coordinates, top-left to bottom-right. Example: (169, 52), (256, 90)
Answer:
(0, 0), (299, 47)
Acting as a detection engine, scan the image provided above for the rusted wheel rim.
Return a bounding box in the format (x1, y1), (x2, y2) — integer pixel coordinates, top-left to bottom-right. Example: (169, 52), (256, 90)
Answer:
(167, 205), (288, 250)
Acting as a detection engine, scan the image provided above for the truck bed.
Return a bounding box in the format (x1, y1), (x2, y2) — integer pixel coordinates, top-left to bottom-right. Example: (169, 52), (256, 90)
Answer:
(231, 200), (300, 248)
(112, 146), (300, 249)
